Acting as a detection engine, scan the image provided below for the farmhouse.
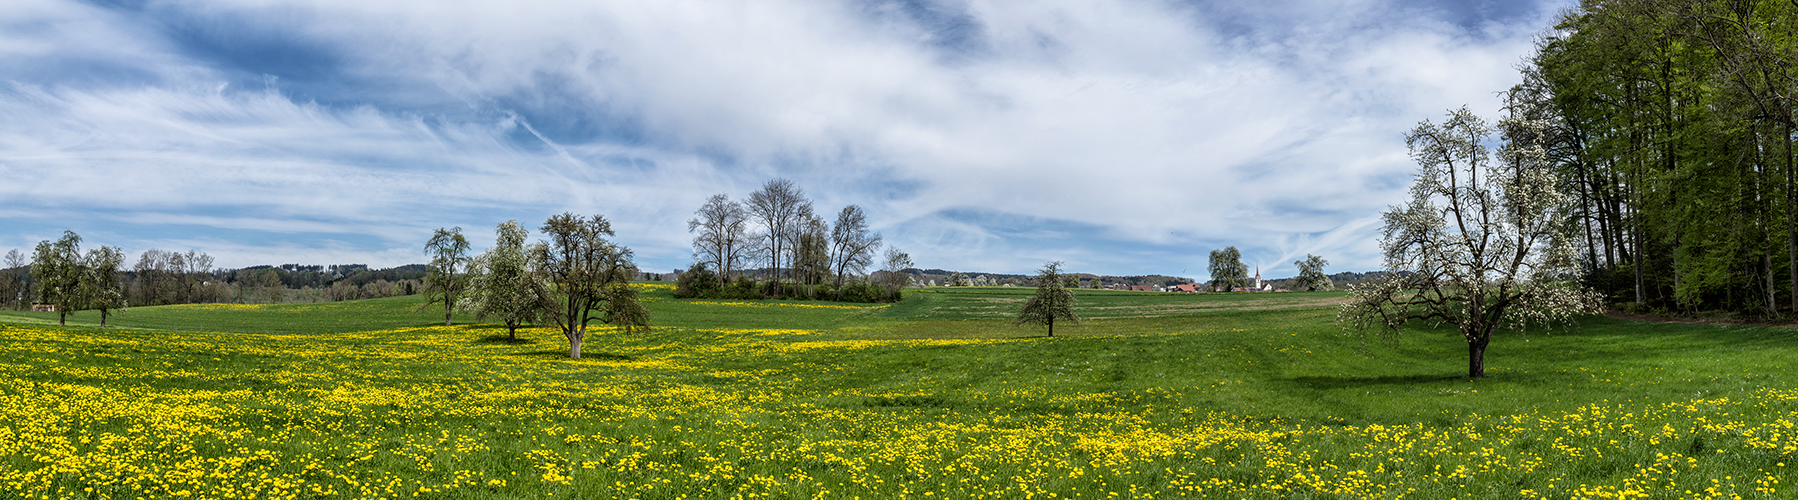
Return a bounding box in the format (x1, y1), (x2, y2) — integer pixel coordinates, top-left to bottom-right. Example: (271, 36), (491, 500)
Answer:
(31, 303), (56, 312)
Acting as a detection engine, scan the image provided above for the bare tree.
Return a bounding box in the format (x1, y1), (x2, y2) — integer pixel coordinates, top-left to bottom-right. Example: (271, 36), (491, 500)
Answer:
(829, 205), (883, 297)
(876, 247), (913, 298)
(745, 178), (809, 292)
(688, 194), (752, 284)
(2, 249), (24, 309)
(422, 227), (471, 326)
(1339, 106), (1602, 378)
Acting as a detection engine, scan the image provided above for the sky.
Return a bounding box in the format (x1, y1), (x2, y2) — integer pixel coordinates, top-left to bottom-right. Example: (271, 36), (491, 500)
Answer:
(1, 0), (1575, 280)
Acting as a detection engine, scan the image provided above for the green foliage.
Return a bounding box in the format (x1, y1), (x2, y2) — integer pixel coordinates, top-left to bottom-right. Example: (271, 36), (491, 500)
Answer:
(32, 231), (84, 325)
(1291, 254), (1333, 291)
(1527, 2), (1798, 315)
(421, 227), (470, 326)
(1208, 246), (1248, 292)
(1012, 261), (1079, 336)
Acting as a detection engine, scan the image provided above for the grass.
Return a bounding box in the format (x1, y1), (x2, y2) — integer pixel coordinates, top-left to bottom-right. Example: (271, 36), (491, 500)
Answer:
(1, 283), (1795, 498)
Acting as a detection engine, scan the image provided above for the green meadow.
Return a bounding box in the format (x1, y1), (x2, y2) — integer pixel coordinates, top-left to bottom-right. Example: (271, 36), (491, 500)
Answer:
(1, 285), (1795, 499)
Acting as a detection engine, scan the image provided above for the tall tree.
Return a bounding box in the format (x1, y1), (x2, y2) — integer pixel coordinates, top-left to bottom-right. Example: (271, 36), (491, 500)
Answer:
(1291, 254), (1334, 291)
(32, 231), (84, 325)
(464, 220), (548, 342)
(83, 246), (126, 327)
(829, 205), (883, 297)
(535, 213), (645, 358)
(422, 227), (471, 326)
(1014, 261), (1079, 337)
(688, 194), (753, 284)
(1339, 106), (1602, 378)
(1, 249), (24, 309)
(745, 179), (809, 293)
(1208, 247), (1248, 292)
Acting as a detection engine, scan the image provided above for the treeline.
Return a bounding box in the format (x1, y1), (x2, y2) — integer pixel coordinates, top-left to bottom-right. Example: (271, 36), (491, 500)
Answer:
(678, 178), (910, 302)
(0, 232), (431, 313)
(906, 269), (1193, 289)
(1523, 1), (1798, 314)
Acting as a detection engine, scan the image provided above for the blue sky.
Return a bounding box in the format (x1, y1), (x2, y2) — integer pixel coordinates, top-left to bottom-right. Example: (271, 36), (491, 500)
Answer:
(1, 0), (1572, 279)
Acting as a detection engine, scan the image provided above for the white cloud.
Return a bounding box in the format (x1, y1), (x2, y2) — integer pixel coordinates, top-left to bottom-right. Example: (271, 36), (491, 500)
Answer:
(0, 0), (1572, 276)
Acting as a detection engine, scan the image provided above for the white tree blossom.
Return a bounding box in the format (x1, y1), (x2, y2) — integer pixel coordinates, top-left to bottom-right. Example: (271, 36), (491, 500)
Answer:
(1339, 105), (1602, 378)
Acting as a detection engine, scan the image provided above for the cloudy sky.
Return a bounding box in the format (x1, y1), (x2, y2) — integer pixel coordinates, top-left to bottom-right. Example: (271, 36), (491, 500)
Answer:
(2, 0), (1572, 279)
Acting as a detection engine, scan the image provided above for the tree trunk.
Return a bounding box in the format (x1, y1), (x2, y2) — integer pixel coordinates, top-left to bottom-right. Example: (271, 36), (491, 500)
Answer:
(1047, 317), (1054, 337)
(1787, 123), (1795, 314)
(59, 311), (66, 326)
(444, 299), (453, 326)
(100, 310), (108, 328)
(568, 326), (584, 359)
(507, 323), (518, 343)
(1467, 333), (1489, 378)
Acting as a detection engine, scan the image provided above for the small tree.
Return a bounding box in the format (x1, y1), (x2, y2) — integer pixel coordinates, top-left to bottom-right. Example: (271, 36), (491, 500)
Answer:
(877, 248), (912, 300)
(422, 227), (471, 326)
(464, 220), (548, 342)
(83, 246), (126, 327)
(32, 231), (84, 325)
(1014, 261), (1079, 337)
(1, 249), (25, 310)
(948, 272), (969, 287)
(1208, 247), (1248, 292)
(1292, 254), (1334, 291)
(1339, 106), (1602, 378)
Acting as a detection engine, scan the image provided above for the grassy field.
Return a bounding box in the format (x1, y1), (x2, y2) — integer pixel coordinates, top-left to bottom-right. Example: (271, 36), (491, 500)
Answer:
(2, 284), (1796, 499)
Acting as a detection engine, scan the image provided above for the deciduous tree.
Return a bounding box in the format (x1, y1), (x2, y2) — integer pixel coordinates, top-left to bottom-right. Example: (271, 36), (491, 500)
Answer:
(1014, 261), (1079, 337)
(422, 227), (471, 326)
(1339, 106), (1602, 378)
(688, 194), (752, 284)
(464, 220), (548, 342)
(535, 213), (646, 358)
(83, 246), (125, 327)
(829, 205), (882, 297)
(32, 231), (84, 325)
(1208, 247), (1248, 292)
(746, 179), (809, 292)
(1292, 255), (1334, 291)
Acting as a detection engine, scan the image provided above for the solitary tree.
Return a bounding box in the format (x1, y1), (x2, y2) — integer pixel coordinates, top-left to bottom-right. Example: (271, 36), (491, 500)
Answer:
(1292, 255), (1334, 291)
(32, 231), (84, 325)
(464, 220), (548, 342)
(535, 213), (646, 358)
(83, 246), (126, 327)
(688, 194), (752, 284)
(1014, 261), (1079, 337)
(1208, 247), (1248, 292)
(1339, 106), (1602, 378)
(422, 227), (471, 326)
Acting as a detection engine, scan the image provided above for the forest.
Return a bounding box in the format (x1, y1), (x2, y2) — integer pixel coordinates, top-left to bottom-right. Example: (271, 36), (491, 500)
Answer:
(1526, 0), (1798, 315)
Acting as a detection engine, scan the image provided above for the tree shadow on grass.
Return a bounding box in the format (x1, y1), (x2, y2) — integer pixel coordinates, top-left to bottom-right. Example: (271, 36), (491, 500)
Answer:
(1289, 373), (1471, 389)
(509, 349), (636, 362)
(475, 333), (535, 344)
